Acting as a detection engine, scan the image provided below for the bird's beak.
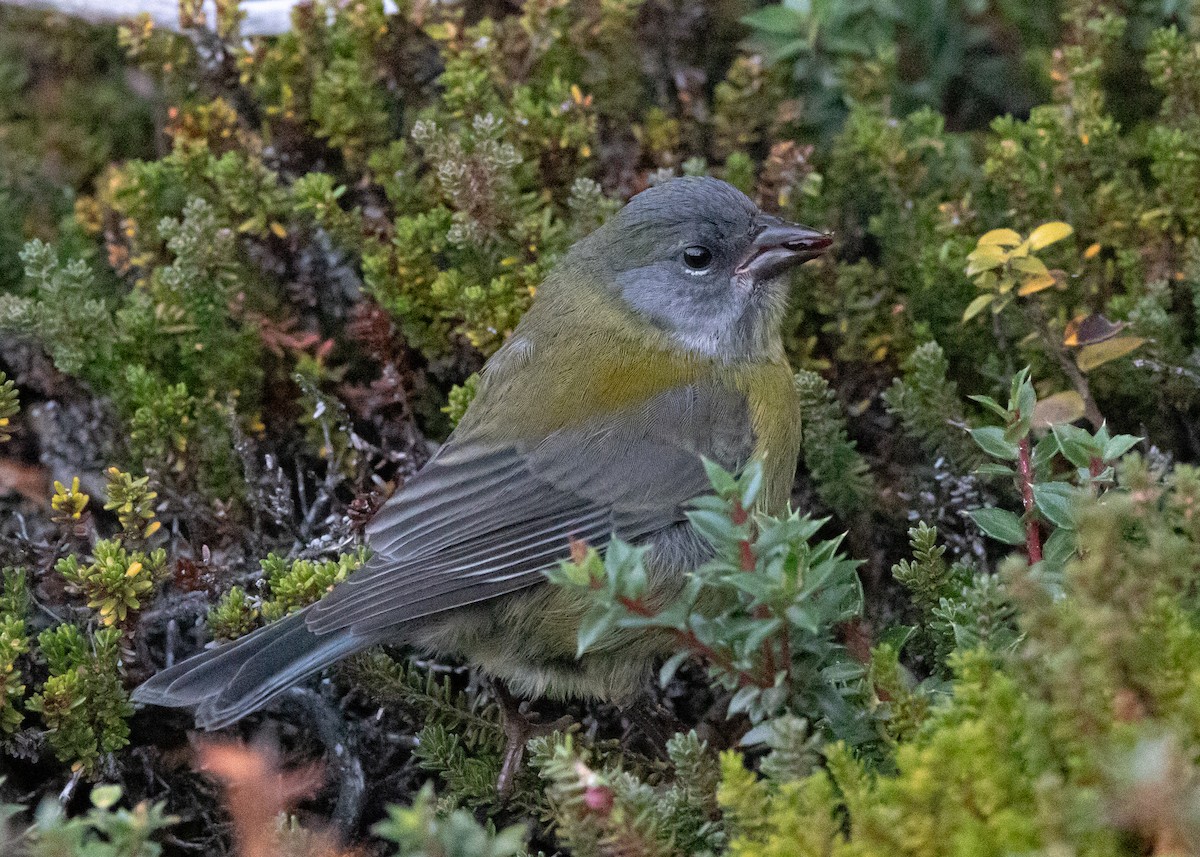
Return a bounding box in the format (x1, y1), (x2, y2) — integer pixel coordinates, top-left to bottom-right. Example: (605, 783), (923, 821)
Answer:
(736, 217), (833, 282)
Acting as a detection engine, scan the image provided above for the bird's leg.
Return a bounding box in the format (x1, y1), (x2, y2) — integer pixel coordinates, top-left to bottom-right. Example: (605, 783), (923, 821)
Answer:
(492, 680), (572, 797)
(493, 680), (530, 797)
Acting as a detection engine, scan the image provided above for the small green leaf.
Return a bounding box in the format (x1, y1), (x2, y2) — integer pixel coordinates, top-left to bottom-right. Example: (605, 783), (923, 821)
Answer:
(1103, 433), (1142, 461)
(740, 460), (764, 509)
(970, 426), (1020, 460)
(577, 606), (618, 656)
(1033, 482), (1077, 529)
(1010, 255), (1049, 275)
(974, 462), (1016, 478)
(728, 685), (761, 715)
(701, 458), (738, 495)
(1052, 423), (1098, 469)
(741, 5), (806, 34)
(962, 293), (995, 321)
(1043, 527), (1077, 569)
(1014, 371), (1036, 423)
(821, 661), (866, 683)
(878, 625), (915, 652)
(968, 394), (1009, 418)
(786, 604), (820, 634)
(969, 507), (1026, 545)
(90, 784), (122, 809)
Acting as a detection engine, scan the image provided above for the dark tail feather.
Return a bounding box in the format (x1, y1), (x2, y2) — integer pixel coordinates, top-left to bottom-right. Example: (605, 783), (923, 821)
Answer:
(131, 610), (363, 729)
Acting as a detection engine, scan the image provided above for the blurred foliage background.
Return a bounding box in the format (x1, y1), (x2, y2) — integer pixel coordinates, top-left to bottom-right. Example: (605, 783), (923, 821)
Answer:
(1, 0), (1200, 854)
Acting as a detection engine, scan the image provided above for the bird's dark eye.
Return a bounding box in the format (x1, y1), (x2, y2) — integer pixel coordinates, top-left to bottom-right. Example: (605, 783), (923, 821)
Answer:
(683, 245), (713, 271)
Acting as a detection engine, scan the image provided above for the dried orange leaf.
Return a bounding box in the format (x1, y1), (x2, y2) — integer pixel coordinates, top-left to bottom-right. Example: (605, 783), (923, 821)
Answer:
(978, 228), (1023, 247)
(1076, 336), (1145, 372)
(1083, 242), (1101, 259)
(1017, 273), (1057, 295)
(1033, 391), (1086, 428)
(1028, 221), (1074, 250)
(1064, 313), (1126, 347)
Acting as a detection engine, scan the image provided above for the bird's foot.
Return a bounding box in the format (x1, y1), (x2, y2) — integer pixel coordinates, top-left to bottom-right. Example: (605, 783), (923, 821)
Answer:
(493, 681), (572, 797)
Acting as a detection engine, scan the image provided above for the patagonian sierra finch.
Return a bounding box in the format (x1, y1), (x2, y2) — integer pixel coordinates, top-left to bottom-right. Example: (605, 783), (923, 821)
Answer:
(132, 176), (832, 787)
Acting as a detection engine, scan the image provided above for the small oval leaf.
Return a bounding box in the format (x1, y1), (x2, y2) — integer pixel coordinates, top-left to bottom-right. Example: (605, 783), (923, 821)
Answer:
(1028, 221), (1074, 250)
(970, 426), (1020, 460)
(1032, 391), (1086, 428)
(1017, 273), (1058, 295)
(978, 228), (1023, 247)
(1076, 336), (1146, 372)
(1011, 255), (1049, 275)
(1032, 482), (1078, 530)
(966, 244), (1008, 275)
(969, 507), (1026, 545)
(963, 293), (995, 322)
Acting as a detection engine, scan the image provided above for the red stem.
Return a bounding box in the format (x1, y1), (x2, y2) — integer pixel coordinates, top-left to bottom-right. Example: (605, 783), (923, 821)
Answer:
(1017, 435), (1042, 564)
(733, 500), (777, 681)
(619, 499), (780, 690)
(617, 595), (654, 617)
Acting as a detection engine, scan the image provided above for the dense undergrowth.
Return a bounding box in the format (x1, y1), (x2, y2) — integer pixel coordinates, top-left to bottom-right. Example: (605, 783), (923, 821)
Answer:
(1, 0), (1199, 854)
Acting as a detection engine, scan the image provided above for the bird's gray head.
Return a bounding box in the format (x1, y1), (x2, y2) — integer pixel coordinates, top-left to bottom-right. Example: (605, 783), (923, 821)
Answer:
(568, 176), (831, 360)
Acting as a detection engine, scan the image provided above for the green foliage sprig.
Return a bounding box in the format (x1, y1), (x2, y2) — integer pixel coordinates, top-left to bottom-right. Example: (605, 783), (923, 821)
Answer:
(966, 367), (1140, 579)
(372, 784), (526, 857)
(794, 370), (874, 518)
(1, 783), (175, 857)
(55, 541), (166, 627)
(883, 341), (981, 470)
(549, 460), (875, 748)
(0, 371), (17, 443)
(0, 568), (29, 735)
(259, 547), (368, 622)
(102, 468), (160, 543)
(530, 730), (723, 857)
(26, 625), (133, 777)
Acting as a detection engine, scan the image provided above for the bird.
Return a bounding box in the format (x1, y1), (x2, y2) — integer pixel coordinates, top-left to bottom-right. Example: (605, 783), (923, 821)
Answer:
(132, 176), (832, 788)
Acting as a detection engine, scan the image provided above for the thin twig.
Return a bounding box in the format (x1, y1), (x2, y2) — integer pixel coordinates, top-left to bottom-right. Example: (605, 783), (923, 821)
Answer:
(1023, 303), (1103, 428)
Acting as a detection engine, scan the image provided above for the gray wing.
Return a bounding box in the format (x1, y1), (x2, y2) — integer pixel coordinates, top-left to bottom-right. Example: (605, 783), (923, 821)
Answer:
(305, 383), (751, 636)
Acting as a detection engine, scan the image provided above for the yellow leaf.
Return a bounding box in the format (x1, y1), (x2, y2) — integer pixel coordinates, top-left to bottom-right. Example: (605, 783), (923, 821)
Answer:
(962, 293), (995, 322)
(1011, 255), (1049, 275)
(978, 228), (1023, 248)
(1083, 242), (1101, 259)
(1017, 273), (1057, 295)
(966, 244), (1007, 276)
(1076, 336), (1146, 372)
(1033, 391), (1086, 428)
(1028, 221), (1074, 250)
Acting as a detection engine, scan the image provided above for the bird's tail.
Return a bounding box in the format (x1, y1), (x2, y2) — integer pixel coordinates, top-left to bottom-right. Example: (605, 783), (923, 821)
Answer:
(131, 610), (362, 729)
